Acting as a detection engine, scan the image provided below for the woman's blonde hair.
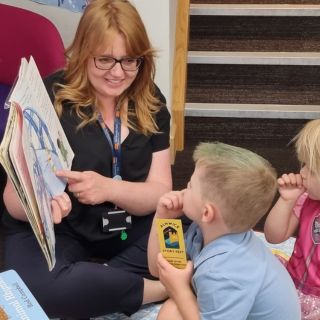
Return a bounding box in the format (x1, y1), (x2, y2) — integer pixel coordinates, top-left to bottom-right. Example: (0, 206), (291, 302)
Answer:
(54, 0), (161, 134)
(294, 119), (320, 178)
(193, 142), (277, 232)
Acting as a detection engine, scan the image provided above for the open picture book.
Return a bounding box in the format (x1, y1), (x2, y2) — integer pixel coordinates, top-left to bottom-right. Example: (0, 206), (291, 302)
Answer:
(0, 56), (74, 270)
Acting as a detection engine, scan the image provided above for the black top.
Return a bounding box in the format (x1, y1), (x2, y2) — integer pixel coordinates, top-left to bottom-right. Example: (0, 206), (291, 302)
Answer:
(3, 71), (171, 242)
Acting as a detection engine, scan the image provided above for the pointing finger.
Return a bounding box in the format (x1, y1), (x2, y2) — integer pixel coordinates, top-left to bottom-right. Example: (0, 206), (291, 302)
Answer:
(55, 170), (83, 183)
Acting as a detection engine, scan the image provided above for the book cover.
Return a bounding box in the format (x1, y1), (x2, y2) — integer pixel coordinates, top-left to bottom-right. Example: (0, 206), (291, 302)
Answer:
(0, 270), (49, 319)
(156, 218), (187, 269)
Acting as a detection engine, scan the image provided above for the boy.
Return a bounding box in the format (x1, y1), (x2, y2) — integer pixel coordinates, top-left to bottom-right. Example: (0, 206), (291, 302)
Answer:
(148, 142), (301, 320)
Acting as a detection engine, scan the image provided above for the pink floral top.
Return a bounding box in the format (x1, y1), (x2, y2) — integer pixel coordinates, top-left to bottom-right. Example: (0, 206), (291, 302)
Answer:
(287, 193), (320, 296)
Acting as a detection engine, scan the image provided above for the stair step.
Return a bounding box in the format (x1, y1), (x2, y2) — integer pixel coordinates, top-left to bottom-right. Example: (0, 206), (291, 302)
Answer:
(188, 51), (320, 65)
(186, 64), (320, 105)
(185, 102), (320, 119)
(189, 15), (320, 52)
(190, 4), (320, 16)
(183, 116), (307, 146)
(191, 1), (320, 4)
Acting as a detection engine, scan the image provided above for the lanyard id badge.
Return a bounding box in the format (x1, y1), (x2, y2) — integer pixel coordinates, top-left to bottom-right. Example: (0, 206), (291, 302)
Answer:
(98, 108), (122, 178)
(98, 108), (131, 240)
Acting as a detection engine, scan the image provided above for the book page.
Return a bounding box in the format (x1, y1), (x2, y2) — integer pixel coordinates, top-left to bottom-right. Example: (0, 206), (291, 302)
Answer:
(9, 104), (52, 265)
(9, 57), (74, 196)
(0, 103), (51, 268)
(0, 56), (74, 270)
(9, 104), (40, 228)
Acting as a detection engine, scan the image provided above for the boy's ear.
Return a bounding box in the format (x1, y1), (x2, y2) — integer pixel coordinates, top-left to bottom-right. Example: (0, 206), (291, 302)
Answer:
(201, 202), (217, 223)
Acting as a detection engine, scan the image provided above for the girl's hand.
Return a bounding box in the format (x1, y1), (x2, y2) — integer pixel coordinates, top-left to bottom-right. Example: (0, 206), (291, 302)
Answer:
(51, 192), (71, 223)
(56, 170), (109, 205)
(156, 190), (185, 218)
(157, 253), (193, 300)
(278, 173), (305, 201)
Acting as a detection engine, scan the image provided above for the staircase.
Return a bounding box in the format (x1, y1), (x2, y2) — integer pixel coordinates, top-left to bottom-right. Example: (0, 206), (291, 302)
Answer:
(172, 0), (320, 229)
(186, 0), (320, 118)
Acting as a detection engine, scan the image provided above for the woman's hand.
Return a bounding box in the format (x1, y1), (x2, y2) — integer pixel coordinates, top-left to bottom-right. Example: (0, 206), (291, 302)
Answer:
(51, 192), (72, 223)
(56, 170), (109, 205)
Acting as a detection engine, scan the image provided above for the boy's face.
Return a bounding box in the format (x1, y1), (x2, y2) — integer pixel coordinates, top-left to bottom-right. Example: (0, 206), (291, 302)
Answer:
(183, 165), (205, 222)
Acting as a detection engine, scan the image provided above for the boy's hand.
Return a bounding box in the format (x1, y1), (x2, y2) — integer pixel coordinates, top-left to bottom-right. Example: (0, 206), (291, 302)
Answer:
(51, 192), (72, 224)
(157, 253), (193, 300)
(278, 173), (305, 202)
(156, 190), (185, 218)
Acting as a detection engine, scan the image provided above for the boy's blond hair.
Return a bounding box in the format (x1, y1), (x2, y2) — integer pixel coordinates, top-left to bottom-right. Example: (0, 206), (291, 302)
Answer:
(193, 142), (277, 232)
(294, 119), (320, 178)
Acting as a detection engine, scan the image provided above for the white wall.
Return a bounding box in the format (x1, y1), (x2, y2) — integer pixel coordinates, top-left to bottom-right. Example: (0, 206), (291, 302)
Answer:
(133, 0), (177, 110)
(0, 0), (176, 108)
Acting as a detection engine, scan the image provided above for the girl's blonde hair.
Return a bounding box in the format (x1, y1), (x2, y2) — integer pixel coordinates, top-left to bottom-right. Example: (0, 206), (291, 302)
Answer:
(193, 142), (277, 232)
(54, 0), (161, 134)
(294, 119), (320, 177)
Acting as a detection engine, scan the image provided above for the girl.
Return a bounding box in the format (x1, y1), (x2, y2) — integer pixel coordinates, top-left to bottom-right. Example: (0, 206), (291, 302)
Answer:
(265, 119), (320, 320)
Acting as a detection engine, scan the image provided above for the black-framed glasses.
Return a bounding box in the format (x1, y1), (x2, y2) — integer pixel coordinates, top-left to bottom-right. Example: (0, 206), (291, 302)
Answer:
(93, 56), (143, 71)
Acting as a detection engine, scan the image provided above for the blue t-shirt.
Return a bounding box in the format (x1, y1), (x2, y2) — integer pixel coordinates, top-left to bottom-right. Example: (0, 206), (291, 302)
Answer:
(185, 224), (301, 320)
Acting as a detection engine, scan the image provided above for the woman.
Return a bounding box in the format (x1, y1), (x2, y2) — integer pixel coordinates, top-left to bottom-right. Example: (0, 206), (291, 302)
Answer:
(2, 0), (171, 318)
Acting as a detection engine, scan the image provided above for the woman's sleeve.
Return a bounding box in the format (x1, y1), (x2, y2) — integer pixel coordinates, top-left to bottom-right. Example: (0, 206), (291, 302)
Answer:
(151, 105), (171, 152)
(150, 85), (171, 152)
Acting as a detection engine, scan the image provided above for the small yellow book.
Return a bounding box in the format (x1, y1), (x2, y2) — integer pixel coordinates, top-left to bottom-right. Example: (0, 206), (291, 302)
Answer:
(156, 218), (187, 269)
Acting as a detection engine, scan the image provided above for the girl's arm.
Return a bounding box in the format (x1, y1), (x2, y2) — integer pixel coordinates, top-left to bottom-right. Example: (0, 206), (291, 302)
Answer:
(264, 173), (304, 243)
(264, 196), (299, 243)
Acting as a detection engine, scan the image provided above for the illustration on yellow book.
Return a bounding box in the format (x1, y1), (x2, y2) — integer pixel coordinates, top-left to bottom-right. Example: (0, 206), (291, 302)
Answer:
(164, 226), (179, 248)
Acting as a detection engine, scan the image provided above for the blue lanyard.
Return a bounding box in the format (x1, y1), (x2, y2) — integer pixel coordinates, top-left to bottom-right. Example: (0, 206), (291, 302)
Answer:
(98, 107), (122, 180)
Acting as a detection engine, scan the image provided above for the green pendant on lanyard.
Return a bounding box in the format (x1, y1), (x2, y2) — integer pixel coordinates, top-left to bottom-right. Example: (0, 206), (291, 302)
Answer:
(98, 107), (128, 240)
(120, 230), (128, 240)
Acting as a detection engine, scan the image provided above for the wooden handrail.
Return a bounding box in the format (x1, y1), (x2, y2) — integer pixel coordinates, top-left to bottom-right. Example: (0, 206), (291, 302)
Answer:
(171, 0), (190, 161)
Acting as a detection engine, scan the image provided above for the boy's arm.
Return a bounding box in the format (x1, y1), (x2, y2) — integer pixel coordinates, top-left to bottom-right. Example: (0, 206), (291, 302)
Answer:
(264, 173), (303, 243)
(147, 191), (185, 277)
(148, 215), (161, 277)
(174, 289), (200, 320)
(157, 254), (200, 320)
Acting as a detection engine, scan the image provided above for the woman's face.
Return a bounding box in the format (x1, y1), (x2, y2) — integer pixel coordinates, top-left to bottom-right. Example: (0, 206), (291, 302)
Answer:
(87, 33), (139, 102)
